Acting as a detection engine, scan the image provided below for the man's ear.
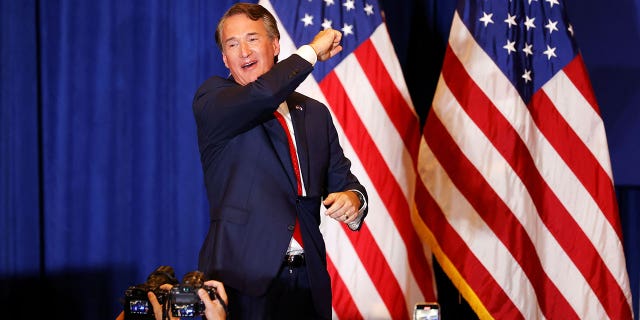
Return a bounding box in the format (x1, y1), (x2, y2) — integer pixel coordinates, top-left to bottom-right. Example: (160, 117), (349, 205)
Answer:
(222, 53), (229, 69)
(273, 38), (281, 58)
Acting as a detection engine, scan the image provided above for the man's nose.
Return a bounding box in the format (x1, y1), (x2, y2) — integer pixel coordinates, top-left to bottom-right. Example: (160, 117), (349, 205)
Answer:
(240, 41), (251, 57)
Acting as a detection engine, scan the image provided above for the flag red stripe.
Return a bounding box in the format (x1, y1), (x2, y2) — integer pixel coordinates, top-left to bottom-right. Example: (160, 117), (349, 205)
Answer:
(327, 256), (364, 320)
(350, 39), (436, 300)
(320, 74), (412, 318)
(341, 225), (410, 319)
(423, 90), (578, 319)
(554, 57), (623, 241)
(562, 55), (600, 115)
(321, 70), (436, 302)
(443, 45), (630, 320)
(320, 71), (415, 318)
(414, 174), (525, 320)
(528, 91), (630, 318)
(353, 39), (421, 159)
(529, 89), (621, 239)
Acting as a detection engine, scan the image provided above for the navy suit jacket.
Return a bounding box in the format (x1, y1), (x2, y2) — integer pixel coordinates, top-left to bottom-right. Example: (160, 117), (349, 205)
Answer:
(192, 54), (368, 317)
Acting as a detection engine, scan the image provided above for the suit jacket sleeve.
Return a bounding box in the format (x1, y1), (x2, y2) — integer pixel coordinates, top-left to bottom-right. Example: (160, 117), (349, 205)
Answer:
(192, 54), (314, 151)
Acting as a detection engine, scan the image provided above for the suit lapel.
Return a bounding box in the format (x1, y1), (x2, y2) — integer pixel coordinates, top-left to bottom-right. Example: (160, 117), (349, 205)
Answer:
(263, 115), (298, 194)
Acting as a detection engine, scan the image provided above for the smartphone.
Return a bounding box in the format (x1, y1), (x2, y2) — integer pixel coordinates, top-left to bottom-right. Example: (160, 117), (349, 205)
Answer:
(414, 302), (440, 320)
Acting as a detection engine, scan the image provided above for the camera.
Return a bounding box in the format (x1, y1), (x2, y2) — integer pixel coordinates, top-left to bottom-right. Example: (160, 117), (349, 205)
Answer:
(123, 265), (178, 320)
(170, 271), (219, 317)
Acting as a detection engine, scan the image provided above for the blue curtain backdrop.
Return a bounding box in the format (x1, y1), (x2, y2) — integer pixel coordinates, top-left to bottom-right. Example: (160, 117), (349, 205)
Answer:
(2, 0), (638, 319)
(2, 1), (234, 318)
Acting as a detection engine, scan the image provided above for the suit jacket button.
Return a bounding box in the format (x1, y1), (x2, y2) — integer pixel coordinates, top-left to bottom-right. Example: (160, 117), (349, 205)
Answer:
(287, 225), (295, 231)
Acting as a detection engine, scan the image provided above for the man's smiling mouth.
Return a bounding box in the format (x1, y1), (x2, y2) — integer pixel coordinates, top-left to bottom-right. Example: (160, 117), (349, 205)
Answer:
(242, 61), (257, 69)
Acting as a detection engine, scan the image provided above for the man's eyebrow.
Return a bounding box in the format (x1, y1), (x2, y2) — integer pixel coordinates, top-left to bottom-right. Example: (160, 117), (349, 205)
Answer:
(224, 36), (238, 44)
(224, 32), (261, 44)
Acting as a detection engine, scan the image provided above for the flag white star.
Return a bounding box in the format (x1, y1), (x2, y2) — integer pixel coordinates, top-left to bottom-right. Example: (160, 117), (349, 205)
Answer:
(504, 13), (517, 28)
(522, 69), (532, 83)
(364, 3), (374, 16)
(324, 0), (335, 6)
(524, 16), (536, 30)
(545, 0), (560, 8)
(568, 24), (574, 36)
(545, 19), (559, 34)
(479, 12), (494, 27)
(522, 43), (533, 56)
(343, 0), (355, 11)
(341, 23), (354, 36)
(301, 13), (314, 27)
(322, 18), (333, 30)
(503, 40), (516, 54)
(528, 0), (538, 4)
(543, 45), (557, 60)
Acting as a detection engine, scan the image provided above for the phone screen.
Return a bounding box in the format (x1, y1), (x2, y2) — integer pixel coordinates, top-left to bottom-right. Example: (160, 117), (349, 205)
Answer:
(414, 303), (440, 320)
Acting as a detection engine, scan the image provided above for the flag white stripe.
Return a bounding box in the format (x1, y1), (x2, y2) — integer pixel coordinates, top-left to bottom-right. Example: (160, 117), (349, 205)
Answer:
(369, 25), (416, 115)
(542, 71), (613, 179)
(324, 95), (425, 318)
(321, 72), (425, 316)
(332, 54), (415, 200)
(368, 20), (438, 312)
(448, 12), (628, 294)
(320, 214), (390, 319)
(331, 43), (430, 316)
(433, 72), (607, 319)
(419, 116), (545, 319)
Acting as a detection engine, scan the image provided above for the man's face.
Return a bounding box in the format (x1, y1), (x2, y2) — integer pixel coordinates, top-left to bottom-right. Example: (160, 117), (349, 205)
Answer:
(220, 14), (280, 86)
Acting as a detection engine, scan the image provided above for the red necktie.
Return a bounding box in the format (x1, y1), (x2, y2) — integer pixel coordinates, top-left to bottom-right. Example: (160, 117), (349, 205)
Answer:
(274, 111), (304, 247)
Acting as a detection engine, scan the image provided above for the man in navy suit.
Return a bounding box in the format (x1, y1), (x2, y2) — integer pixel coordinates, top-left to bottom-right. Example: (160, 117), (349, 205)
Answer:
(192, 3), (368, 319)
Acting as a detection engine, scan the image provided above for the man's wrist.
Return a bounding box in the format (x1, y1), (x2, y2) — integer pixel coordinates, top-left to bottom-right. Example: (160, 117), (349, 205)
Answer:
(347, 189), (367, 231)
(294, 45), (318, 66)
(350, 190), (366, 210)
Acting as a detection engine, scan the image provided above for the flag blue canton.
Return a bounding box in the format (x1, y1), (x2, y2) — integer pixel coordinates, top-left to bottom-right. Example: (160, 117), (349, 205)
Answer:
(458, 0), (579, 103)
(271, 0), (383, 81)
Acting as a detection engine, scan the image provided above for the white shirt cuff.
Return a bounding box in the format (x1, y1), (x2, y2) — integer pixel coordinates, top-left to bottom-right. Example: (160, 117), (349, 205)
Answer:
(347, 189), (367, 231)
(295, 45), (318, 66)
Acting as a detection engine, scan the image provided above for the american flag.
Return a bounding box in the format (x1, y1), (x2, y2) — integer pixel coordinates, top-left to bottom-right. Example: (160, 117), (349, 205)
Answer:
(259, 0), (437, 318)
(414, 0), (634, 319)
